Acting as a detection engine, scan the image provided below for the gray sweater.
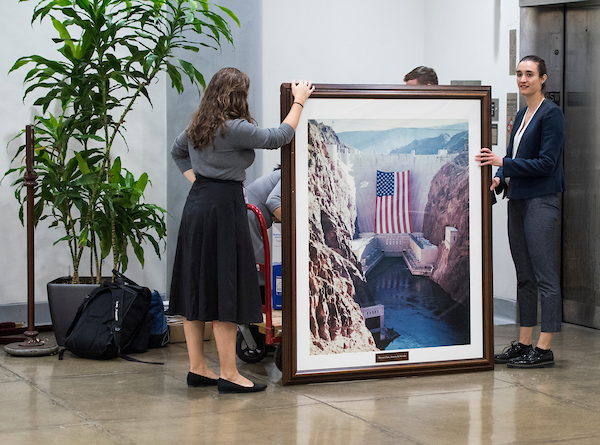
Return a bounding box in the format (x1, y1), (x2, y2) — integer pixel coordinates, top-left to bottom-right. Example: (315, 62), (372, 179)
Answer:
(171, 119), (294, 182)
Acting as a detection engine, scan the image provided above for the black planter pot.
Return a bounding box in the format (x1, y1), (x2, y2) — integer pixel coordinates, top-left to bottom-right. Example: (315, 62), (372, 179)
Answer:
(47, 277), (110, 346)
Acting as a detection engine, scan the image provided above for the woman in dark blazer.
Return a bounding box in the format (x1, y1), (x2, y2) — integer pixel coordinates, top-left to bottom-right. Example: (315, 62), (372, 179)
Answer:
(476, 55), (565, 368)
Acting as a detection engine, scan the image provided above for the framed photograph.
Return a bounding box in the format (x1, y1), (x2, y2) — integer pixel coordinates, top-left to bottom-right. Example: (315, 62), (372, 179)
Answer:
(279, 84), (494, 385)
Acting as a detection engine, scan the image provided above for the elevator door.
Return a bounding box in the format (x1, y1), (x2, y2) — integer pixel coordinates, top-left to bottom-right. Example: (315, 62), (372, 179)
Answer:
(562, 4), (600, 328)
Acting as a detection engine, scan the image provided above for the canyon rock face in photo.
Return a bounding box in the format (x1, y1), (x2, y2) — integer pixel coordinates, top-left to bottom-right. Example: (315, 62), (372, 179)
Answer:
(422, 151), (470, 303)
(307, 121), (378, 355)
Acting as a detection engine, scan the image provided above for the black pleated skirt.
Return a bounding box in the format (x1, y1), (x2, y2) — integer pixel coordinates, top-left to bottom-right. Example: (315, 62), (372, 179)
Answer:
(168, 175), (262, 324)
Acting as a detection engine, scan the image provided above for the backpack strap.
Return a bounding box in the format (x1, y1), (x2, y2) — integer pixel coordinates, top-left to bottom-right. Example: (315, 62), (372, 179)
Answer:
(117, 352), (164, 365)
(58, 348), (163, 365)
(112, 269), (139, 286)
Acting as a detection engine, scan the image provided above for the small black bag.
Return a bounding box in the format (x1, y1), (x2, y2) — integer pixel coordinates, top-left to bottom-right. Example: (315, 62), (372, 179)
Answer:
(59, 270), (160, 363)
(148, 290), (169, 348)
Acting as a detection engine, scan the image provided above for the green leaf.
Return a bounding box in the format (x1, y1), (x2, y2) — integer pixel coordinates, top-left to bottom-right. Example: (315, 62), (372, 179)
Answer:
(51, 17), (76, 55)
(177, 59), (197, 84)
(134, 172), (148, 194)
(74, 152), (91, 175)
(124, 170), (134, 188)
(54, 235), (74, 246)
(132, 240), (144, 268)
(9, 57), (33, 73)
(180, 45), (200, 53)
(165, 62), (183, 93)
(78, 134), (104, 142)
(110, 157), (122, 183)
(78, 227), (89, 247)
(53, 193), (68, 207)
(72, 172), (99, 186)
(215, 5), (240, 27)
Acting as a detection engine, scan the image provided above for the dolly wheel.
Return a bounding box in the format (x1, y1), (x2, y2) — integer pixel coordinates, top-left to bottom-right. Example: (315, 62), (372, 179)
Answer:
(275, 344), (282, 371)
(236, 326), (267, 363)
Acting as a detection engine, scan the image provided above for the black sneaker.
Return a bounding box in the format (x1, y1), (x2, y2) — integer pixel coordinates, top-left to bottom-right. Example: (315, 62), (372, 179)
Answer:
(494, 341), (533, 364)
(507, 347), (554, 368)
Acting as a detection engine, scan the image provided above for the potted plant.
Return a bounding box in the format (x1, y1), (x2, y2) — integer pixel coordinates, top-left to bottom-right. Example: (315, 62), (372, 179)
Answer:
(4, 0), (239, 344)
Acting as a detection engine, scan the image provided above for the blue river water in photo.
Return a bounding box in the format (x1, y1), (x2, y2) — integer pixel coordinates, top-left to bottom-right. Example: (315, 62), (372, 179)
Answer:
(365, 257), (470, 350)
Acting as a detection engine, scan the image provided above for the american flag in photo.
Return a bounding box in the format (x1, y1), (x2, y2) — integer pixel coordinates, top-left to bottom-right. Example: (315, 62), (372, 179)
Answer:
(375, 170), (413, 234)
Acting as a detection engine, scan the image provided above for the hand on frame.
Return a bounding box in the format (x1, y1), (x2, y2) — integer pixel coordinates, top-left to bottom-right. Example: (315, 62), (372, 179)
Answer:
(475, 147), (503, 167)
(291, 79), (315, 104)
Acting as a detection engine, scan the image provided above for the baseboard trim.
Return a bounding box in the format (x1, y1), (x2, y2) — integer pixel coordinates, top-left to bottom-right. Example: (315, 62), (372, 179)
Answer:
(0, 302), (52, 326)
(563, 299), (600, 330)
(493, 296), (517, 325)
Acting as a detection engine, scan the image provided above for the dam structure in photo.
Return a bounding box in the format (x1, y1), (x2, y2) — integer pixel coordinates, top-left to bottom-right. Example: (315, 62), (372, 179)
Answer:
(307, 119), (471, 353)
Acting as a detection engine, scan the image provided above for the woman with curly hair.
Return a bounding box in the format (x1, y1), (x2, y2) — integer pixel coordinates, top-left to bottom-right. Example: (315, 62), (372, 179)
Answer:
(169, 67), (313, 393)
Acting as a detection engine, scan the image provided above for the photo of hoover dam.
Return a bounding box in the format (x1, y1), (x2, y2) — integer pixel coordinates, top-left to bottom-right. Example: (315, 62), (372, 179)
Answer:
(307, 119), (471, 356)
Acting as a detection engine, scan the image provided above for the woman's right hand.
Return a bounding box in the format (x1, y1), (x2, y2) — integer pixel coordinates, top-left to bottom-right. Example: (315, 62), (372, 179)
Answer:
(490, 177), (501, 192)
(291, 79), (315, 105)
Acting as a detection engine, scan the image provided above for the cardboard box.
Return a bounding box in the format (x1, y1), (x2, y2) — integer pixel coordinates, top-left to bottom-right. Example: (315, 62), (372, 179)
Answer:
(168, 321), (186, 343)
(166, 316), (213, 343)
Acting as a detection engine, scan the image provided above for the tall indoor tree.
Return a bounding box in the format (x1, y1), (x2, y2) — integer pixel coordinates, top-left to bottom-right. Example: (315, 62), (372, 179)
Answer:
(5, 0), (239, 283)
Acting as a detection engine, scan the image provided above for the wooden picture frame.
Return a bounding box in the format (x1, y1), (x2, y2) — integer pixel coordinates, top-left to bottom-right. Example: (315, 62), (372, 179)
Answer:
(279, 84), (494, 385)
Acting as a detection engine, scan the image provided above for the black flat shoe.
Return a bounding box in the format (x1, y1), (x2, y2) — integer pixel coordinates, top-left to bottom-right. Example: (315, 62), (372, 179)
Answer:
(217, 378), (267, 394)
(187, 372), (219, 387)
(506, 347), (554, 368)
(494, 341), (533, 364)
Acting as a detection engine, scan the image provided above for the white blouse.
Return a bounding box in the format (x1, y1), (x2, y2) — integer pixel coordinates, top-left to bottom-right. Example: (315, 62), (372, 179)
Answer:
(512, 98), (545, 159)
(506, 99), (545, 187)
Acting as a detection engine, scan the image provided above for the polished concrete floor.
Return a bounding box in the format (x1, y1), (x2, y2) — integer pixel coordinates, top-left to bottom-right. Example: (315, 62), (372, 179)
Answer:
(2, 323), (600, 444)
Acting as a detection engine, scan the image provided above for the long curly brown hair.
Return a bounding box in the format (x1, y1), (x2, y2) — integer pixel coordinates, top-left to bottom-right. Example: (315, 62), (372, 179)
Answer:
(186, 67), (256, 150)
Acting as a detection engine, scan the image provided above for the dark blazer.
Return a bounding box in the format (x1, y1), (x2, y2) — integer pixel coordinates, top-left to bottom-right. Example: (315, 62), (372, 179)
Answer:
(495, 99), (565, 200)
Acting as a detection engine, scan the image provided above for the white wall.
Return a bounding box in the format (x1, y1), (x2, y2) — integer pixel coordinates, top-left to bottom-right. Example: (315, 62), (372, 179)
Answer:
(110, 77), (167, 293)
(0, 2), (167, 311)
(1, 2), (68, 308)
(424, 0), (520, 303)
(0, 0), (520, 316)
(165, 0), (263, 297)
(260, 0), (426, 170)
(261, 0), (520, 304)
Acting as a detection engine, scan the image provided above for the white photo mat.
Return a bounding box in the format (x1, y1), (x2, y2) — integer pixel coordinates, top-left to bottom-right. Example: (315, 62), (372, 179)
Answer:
(293, 98), (484, 374)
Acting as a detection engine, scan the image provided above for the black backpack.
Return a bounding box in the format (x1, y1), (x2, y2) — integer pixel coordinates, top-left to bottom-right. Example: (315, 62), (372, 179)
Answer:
(59, 271), (161, 363)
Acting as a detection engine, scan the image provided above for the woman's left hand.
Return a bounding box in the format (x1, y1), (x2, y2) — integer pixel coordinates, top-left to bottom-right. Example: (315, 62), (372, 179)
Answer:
(475, 148), (503, 167)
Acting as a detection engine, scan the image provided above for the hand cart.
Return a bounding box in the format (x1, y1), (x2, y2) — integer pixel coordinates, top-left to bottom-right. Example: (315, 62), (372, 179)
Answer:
(236, 204), (283, 370)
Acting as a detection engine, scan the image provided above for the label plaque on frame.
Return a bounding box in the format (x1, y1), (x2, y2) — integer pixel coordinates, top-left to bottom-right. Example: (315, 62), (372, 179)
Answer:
(376, 351), (409, 363)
